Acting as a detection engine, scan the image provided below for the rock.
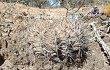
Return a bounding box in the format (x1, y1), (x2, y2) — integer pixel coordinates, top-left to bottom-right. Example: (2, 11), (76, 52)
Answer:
(102, 36), (110, 43)
(1, 60), (12, 68)
(100, 15), (107, 21)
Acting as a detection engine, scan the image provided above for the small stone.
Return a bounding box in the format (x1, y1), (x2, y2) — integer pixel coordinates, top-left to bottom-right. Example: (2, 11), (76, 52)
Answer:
(100, 15), (107, 21)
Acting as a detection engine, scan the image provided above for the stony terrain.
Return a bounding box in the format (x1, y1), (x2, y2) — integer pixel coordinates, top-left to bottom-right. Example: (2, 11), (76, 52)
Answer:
(0, 2), (110, 70)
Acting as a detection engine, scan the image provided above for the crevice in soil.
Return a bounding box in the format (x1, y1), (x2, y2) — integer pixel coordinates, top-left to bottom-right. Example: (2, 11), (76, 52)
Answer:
(0, 54), (5, 66)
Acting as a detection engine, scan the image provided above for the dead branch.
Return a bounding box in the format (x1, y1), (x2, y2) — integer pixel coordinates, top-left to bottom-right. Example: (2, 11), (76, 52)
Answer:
(107, 26), (110, 34)
(90, 22), (110, 61)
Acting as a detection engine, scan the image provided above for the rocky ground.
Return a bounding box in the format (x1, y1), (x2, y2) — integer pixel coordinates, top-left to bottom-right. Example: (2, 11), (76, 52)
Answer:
(0, 2), (110, 70)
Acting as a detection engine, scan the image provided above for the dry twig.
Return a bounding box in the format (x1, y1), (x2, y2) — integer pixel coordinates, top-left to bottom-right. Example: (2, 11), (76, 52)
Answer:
(90, 22), (110, 63)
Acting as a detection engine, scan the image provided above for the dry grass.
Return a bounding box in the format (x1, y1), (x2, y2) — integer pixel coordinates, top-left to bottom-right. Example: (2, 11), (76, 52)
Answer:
(105, 3), (110, 17)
